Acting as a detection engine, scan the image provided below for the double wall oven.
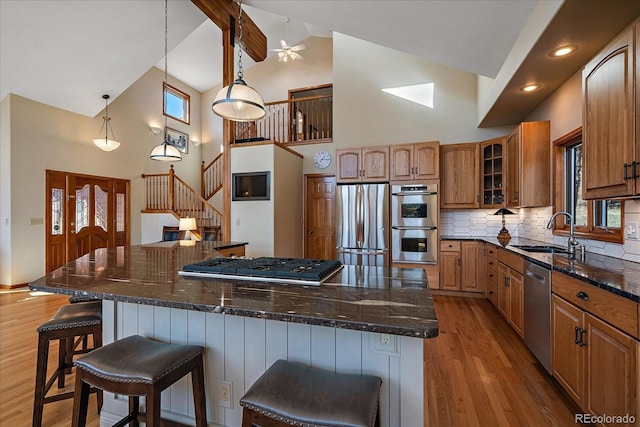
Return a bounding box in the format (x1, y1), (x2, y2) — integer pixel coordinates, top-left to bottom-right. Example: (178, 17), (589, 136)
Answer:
(391, 183), (438, 264)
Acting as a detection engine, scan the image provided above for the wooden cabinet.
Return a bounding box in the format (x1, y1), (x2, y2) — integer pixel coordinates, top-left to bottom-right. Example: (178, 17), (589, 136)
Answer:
(216, 245), (246, 257)
(552, 292), (639, 422)
(336, 146), (389, 183)
(389, 141), (439, 181)
(505, 121), (550, 208)
(440, 143), (480, 208)
(439, 240), (482, 293)
(497, 249), (524, 337)
(582, 23), (636, 199)
(480, 137), (505, 208)
(484, 244), (499, 307)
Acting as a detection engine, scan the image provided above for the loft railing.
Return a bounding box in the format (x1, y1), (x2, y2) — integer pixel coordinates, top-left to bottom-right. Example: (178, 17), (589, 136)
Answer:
(142, 166), (223, 230)
(202, 153), (223, 200)
(235, 94), (333, 145)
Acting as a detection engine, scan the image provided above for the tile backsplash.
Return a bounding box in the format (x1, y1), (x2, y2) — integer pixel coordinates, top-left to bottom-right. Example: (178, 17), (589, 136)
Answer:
(441, 199), (640, 263)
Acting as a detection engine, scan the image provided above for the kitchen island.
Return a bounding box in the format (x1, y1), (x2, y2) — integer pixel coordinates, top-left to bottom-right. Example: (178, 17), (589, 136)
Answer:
(29, 241), (438, 427)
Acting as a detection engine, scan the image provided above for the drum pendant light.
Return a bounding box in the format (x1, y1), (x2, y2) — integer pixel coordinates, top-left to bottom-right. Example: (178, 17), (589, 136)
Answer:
(150, 0), (182, 162)
(211, 0), (265, 122)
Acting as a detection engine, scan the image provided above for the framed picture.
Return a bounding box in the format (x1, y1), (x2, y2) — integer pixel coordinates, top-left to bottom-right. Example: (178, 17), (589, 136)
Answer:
(166, 127), (189, 153)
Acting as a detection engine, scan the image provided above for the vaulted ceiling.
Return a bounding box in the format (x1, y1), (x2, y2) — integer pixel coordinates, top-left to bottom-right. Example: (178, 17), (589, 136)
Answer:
(1, 0), (639, 126)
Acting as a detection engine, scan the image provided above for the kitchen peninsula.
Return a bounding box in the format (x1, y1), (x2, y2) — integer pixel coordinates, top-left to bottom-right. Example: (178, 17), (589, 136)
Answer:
(29, 241), (438, 427)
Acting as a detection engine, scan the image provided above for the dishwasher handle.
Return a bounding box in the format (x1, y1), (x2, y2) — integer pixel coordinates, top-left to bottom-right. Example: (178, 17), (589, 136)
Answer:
(525, 269), (547, 283)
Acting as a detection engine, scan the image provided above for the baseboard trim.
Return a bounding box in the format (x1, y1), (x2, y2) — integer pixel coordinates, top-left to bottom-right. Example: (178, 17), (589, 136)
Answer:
(0, 282), (28, 290)
(431, 289), (486, 298)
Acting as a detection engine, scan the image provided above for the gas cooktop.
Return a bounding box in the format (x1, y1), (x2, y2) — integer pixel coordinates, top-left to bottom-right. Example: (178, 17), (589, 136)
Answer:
(179, 257), (343, 285)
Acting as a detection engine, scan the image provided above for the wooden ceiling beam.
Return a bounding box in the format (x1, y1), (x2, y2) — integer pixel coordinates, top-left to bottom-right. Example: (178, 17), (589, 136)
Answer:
(191, 0), (267, 62)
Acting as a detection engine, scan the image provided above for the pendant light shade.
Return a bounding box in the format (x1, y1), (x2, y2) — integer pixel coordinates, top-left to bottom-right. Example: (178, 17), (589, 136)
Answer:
(93, 94), (121, 152)
(150, 0), (182, 162)
(150, 137), (182, 162)
(211, 0), (265, 122)
(212, 78), (265, 122)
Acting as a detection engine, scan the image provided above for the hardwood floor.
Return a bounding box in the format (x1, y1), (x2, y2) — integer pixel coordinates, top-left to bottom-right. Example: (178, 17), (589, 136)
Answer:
(1, 291), (579, 426)
(0, 290), (100, 427)
(425, 295), (579, 426)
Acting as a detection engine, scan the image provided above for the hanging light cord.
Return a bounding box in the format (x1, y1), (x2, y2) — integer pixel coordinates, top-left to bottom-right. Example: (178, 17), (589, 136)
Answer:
(237, 0), (244, 80)
(163, 0), (168, 142)
(96, 96), (115, 143)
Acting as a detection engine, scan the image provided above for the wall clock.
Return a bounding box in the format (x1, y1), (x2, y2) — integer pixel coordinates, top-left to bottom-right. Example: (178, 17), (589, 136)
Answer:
(313, 150), (332, 169)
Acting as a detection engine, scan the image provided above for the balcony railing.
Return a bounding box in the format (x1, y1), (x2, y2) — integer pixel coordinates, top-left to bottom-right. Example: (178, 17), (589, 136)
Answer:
(235, 94), (332, 145)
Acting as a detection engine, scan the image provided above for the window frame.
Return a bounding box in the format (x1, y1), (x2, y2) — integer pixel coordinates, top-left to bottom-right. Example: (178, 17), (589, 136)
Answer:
(552, 127), (624, 243)
(163, 83), (190, 125)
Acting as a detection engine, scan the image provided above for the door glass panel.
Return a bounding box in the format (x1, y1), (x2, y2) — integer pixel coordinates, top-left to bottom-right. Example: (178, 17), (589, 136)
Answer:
(76, 184), (90, 232)
(95, 185), (108, 231)
(116, 193), (125, 232)
(51, 188), (64, 235)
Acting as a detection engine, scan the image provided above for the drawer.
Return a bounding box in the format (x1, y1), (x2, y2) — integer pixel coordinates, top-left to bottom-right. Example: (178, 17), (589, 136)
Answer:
(552, 271), (639, 339)
(498, 249), (523, 273)
(216, 245), (246, 258)
(485, 257), (498, 273)
(485, 244), (499, 260)
(486, 280), (498, 307)
(440, 241), (461, 252)
(485, 267), (498, 285)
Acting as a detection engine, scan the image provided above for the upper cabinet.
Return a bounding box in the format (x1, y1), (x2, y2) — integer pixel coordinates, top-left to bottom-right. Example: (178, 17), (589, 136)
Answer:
(582, 23), (636, 199)
(440, 143), (480, 208)
(480, 137), (505, 208)
(505, 121), (550, 208)
(336, 146), (389, 183)
(389, 141), (439, 181)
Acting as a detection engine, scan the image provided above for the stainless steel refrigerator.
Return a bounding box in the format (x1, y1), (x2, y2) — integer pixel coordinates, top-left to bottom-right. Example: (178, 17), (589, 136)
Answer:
(336, 183), (390, 266)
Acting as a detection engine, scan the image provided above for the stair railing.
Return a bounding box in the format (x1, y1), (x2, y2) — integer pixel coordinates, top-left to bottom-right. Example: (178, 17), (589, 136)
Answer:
(202, 153), (223, 201)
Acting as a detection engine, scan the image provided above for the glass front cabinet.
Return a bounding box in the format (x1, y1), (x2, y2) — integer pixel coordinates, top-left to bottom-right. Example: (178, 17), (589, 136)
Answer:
(480, 137), (505, 208)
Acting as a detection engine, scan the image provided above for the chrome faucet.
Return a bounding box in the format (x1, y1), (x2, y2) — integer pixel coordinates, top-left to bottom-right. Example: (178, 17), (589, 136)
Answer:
(546, 211), (579, 254)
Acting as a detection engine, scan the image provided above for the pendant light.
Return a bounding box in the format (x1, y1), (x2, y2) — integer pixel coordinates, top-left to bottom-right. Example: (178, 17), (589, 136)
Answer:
(93, 94), (121, 152)
(211, 0), (265, 122)
(150, 0), (182, 162)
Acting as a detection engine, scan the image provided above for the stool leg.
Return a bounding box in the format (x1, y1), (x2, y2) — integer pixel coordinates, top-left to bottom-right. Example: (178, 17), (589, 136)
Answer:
(93, 329), (103, 414)
(128, 396), (140, 427)
(145, 385), (162, 427)
(191, 356), (207, 427)
(71, 372), (90, 427)
(58, 338), (70, 387)
(241, 407), (253, 427)
(32, 333), (49, 427)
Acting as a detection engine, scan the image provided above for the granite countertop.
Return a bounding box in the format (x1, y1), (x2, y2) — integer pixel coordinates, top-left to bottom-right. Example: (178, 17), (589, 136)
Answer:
(29, 242), (439, 339)
(441, 235), (640, 302)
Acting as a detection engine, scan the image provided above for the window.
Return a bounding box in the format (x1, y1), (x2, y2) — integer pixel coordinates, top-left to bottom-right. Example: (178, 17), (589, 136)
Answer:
(552, 128), (623, 243)
(163, 83), (190, 124)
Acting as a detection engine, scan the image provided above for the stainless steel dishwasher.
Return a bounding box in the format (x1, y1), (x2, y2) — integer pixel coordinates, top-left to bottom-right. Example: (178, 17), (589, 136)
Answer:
(523, 260), (552, 374)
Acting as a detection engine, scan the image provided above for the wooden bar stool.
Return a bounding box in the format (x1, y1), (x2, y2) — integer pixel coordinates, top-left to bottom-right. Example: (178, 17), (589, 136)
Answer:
(33, 300), (103, 427)
(240, 359), (382, 427)
(72, 334), (207, 427)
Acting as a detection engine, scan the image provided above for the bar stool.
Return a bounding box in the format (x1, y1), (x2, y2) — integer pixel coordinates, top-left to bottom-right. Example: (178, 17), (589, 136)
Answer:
(240, 359), (382, 427)
(72, 334), (207, 427)
(33, 300), (103, 427)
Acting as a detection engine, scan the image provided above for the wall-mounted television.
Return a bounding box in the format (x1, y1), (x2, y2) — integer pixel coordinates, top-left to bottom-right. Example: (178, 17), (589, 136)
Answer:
(232, 171), (270, 201)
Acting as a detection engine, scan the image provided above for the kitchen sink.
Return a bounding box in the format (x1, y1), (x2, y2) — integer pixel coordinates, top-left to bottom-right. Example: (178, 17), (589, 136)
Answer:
(511, 245), (569, 254)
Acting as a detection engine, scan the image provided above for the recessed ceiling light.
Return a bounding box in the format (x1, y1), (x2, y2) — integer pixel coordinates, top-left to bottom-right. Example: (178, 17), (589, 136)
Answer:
(520, 84), (541, 93)
(549, 44), (578, 57)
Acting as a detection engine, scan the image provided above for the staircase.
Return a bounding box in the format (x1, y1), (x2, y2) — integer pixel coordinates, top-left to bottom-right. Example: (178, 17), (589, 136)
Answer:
(142, 165), (223, 233)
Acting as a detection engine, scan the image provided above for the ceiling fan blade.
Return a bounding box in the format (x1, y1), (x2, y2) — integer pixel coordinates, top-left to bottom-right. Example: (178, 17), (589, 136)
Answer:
(280, 39), (288, 49)
(290, 51), (304, 61)
(291, 44), (306, 52)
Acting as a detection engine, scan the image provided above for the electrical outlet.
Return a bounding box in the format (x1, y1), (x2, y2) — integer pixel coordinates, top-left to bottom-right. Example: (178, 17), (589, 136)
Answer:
(626, 222), (638, 240)
(381, 334), (391, 345)
(218, 380), (233, 408)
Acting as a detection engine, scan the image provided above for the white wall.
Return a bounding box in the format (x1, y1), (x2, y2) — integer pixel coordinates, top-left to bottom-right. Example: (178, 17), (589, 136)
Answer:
(0, 96), (11, 285)
(3, 68), (203, 285)
(274, 147), (303, 257)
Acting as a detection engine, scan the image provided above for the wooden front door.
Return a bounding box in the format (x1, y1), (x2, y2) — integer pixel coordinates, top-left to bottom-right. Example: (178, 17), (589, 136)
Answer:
(304, 175), (336, 259)
(46, 170), (130, 272)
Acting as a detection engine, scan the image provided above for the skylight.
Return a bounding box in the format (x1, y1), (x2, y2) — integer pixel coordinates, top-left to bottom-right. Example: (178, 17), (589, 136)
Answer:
(382, 83), (434, 108)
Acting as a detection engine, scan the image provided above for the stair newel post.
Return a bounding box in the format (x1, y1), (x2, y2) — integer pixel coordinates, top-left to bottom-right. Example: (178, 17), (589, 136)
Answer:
(201, 161), (206, 200)
(168, 165), (175, 212)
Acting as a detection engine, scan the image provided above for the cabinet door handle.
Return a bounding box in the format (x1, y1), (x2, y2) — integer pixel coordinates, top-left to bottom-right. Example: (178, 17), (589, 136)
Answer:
(624, 163), (630, 180)
(634, 161), (640, 179)
(576, 291), (589, 301)
(575, 326), (581, 344)
(579, 328), (587, 347)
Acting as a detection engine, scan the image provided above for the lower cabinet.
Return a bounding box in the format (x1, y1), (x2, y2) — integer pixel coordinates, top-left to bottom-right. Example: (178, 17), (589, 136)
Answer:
(552, 294), (638, 423)
(497, 263), (524, 337)
(484, 244), (499, 307)
(439, 240), (482, 293)
(216, 245), (246, 257)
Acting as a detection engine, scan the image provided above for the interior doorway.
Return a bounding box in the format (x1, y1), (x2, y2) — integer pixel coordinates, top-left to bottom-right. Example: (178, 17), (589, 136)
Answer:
(304, 174), (336, 259)
(45, 170), (130, 272)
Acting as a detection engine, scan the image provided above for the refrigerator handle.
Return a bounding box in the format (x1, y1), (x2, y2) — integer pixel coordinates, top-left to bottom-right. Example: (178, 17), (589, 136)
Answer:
(356, 185), (364, 248)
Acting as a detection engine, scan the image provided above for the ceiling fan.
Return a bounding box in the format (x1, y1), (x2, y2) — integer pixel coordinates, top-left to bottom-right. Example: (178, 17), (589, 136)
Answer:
(271, 18), (305, 62)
